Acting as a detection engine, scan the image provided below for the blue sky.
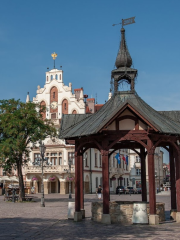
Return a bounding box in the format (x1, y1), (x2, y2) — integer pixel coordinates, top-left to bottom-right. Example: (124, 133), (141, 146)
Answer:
(0, 0), (179, 163)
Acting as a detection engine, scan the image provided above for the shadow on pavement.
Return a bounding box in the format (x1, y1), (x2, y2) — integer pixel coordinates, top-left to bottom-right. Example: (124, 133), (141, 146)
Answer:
(0, 216), (176, 240)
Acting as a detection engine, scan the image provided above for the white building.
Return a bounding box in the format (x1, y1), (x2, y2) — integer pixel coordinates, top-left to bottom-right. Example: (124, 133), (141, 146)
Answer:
(25, 65), (85, 194)
(129, 148), (164, 191)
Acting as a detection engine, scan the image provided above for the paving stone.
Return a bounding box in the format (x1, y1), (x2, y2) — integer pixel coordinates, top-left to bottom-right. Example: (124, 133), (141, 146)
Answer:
(0, 192), (180, 239)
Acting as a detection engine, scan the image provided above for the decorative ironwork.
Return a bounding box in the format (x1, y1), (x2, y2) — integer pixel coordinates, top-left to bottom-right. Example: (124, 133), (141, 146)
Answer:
(112, 17), (135, 27)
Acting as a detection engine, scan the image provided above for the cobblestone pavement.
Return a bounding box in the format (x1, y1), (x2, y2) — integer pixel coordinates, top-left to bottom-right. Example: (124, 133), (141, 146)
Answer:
(0, 192), (180, 240)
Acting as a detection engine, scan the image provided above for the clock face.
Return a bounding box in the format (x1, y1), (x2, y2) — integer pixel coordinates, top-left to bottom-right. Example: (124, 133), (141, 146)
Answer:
(51, 101), (58, 109)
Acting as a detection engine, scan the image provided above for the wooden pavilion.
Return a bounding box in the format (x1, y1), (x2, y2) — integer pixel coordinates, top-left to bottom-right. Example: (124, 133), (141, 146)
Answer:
(60, 27), (180, 224)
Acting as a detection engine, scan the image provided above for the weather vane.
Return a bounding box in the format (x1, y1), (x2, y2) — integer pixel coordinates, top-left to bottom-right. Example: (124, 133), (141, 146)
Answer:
(112, 16), (135, 27)
(51, 52), (58, 69)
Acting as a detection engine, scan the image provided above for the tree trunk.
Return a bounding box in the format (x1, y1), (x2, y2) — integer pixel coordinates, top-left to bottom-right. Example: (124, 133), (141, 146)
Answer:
(17, 155), (25, 201)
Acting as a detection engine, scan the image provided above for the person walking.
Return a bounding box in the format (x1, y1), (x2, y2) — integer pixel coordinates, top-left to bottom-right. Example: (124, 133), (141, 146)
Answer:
(96, 185), (102, 200)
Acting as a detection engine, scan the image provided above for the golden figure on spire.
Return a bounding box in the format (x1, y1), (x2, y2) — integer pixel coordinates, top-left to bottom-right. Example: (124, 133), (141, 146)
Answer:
(51, 52), (58, 69)
(51, 52), (58, 60)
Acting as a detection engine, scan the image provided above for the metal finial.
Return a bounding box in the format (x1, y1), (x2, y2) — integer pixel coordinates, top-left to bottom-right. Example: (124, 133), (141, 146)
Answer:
(51, 52), (58, 69)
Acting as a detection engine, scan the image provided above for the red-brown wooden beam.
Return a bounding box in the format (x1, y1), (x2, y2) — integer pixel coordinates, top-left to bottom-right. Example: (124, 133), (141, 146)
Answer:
(176, 151), (180, 212)
(140, 148), (147, 202)
(169, 146), (176, 210)
(148, 141), (156, 215)
(79, 154), (84, 210)
(101, 149), (109, 214)
(75, 148), (81, 212)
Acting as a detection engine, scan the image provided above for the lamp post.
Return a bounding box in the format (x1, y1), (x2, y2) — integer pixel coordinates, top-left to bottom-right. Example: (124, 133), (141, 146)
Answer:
(33, 140), (51, 207)
(64, 152), (74, 199)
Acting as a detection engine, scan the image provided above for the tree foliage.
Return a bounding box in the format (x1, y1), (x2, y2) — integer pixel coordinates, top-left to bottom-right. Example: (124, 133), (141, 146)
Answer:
(0, 99), (57, 200)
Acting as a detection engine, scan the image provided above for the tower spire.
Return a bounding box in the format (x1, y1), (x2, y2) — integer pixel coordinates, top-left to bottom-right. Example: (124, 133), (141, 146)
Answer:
(26, 92), (30, 103)
(115, 28), (132, 68)
(111, 26), (137, 93)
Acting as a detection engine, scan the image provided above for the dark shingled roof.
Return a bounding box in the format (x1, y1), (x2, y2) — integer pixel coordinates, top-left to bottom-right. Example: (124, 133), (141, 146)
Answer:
(158, 111), (180, 123)
(60, 91), (180, 139)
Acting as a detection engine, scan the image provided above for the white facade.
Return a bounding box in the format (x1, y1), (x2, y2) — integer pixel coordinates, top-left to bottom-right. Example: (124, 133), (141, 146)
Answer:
(24, 67), (86, 194)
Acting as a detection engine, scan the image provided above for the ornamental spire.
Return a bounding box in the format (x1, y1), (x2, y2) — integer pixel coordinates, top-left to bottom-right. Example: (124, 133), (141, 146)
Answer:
(115, 27), (132, 68)
(51, 52), (58, 69)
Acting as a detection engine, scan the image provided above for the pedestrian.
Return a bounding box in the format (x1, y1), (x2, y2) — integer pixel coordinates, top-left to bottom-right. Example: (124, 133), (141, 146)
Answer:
(96, 185), (102, 199)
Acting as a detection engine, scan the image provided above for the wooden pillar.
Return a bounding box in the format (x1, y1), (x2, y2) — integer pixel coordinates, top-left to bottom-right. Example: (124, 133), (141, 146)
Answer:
(75, 151), (80, 212)
(148, 144), (156, 215)
(101, 149), (109, 214)
(79, 153), (84, 210)
(169, 146), (176, 210)
(176, 151), (180, 212)
(140, 148), (147, 202)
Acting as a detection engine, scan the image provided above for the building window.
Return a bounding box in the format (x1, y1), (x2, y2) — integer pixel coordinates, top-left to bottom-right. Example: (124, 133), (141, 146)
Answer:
(85, 152), (88, 167)
(99, 154), (102, 167)
(136, 156), (141, 162)
(34, 153), (40, 162)
(113, 157), (115, 168)
(110, 179), (112, 187)
(59, 156), (62, 165)
(124, 178), (125, 186)
(59, 74), (61, 80)
(51, 113), (56, 119)
(127, 178), (129, 186)
(136, 169), (141, 175)
(62, 99), (68, 114)
(68, 152), (75, 165)
(95, 153), (97, 167)
(72, 110), (77, 114)
(55, 74), (58, 80)
(47, 76), (48, 82)
(51, 75), (53, 80)
(53, 92), (55, 99)
(96, 177), (98, 188)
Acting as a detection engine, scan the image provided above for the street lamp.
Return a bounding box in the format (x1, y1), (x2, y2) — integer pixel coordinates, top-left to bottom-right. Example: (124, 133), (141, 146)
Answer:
(33, 140), (51, 207)
(64, 152), (74, 199)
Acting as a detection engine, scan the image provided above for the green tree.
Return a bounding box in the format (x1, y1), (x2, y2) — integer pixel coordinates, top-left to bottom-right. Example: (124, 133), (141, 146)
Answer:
(0, 99), (57, 201)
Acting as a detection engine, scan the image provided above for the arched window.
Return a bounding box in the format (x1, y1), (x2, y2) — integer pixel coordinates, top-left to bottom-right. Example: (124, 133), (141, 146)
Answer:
(51, 75), (53, 80)
(40, 101), (46, 119)
(47, 76), (48, 82)
(59, 74), (61, 80)
(55, 74), (58, 80)
(50, 87), (58, 113)
(62, 99), (68, 114)
(72, 110), (77, 114)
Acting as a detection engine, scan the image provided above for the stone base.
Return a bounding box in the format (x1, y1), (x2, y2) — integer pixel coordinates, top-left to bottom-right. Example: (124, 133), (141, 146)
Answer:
(68, 202), (75, 219)
(176, 212), (180, 223)
(149, 214), (159, 225)
(170, 209), (177, 220)
(74, 211), (82, 222)
(81, 209), (85, 219)
(101, 214), (111, 224)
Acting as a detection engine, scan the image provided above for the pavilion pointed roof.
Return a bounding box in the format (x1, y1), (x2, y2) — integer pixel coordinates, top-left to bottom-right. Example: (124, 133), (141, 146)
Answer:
(60, 91), (180, 139)
(115, 28), (132, 68)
